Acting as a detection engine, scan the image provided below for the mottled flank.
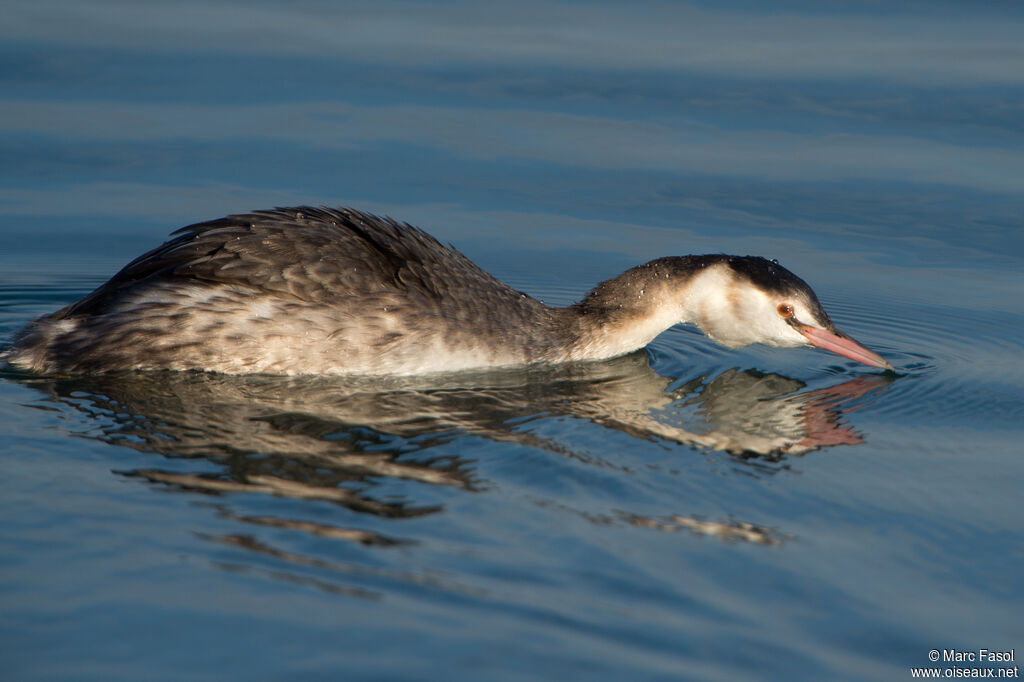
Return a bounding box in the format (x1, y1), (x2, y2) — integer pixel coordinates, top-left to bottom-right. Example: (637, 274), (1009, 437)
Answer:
(4, 206), (886, 375)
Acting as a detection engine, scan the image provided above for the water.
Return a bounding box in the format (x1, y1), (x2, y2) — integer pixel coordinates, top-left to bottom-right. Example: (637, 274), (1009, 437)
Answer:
(2, 2), (1022, 680)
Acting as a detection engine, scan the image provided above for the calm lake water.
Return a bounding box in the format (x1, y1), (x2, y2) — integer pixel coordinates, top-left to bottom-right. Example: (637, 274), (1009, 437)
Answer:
(2, 2), (1022, 680)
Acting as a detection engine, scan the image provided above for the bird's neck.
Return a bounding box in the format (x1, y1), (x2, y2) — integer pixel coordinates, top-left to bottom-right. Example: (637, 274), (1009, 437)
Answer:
(555, 256), (731, 362)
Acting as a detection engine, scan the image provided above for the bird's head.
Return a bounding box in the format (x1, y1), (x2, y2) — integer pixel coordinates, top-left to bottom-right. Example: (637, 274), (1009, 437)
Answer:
(688, 256), (892, 370)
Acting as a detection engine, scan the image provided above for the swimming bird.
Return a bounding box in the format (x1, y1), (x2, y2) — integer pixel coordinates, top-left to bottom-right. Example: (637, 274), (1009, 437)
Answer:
(5, 206), (892, 375)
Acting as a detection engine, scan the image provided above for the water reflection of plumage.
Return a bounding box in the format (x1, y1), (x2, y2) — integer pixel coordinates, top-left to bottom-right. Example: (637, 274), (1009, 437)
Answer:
(20, 352), (889, 522)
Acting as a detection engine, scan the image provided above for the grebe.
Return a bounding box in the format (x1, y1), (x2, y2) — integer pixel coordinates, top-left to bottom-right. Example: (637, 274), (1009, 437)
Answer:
(5, 207), (892, 375)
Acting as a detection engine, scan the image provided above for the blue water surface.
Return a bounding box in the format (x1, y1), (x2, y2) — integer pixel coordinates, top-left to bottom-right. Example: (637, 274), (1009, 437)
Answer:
(1, 2), (1022, 681)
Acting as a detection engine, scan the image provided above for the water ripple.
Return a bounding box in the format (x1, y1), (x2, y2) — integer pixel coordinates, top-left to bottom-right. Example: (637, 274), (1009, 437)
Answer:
(823, 296), (1024, 425)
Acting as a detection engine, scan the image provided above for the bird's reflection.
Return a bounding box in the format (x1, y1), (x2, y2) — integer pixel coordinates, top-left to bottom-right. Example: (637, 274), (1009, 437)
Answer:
(9, 353), (891, 594)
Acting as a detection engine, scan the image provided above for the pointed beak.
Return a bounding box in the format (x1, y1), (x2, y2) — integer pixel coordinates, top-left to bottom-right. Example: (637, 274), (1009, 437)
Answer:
(795, 322), (893, 370)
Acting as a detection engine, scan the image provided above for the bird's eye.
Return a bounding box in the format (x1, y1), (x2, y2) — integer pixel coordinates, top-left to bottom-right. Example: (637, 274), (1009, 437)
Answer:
(777, 303), (794, 318)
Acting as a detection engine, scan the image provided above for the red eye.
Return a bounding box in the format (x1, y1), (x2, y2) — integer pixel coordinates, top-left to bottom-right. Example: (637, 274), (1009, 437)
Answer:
(777, 303), (794, 318)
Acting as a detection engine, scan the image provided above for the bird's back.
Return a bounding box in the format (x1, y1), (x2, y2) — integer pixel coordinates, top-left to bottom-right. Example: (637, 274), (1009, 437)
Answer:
(62, 207), (520, 314)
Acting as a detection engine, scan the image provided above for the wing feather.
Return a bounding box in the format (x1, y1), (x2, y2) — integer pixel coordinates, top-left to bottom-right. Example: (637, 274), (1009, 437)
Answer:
(57, 206), (526, 319)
